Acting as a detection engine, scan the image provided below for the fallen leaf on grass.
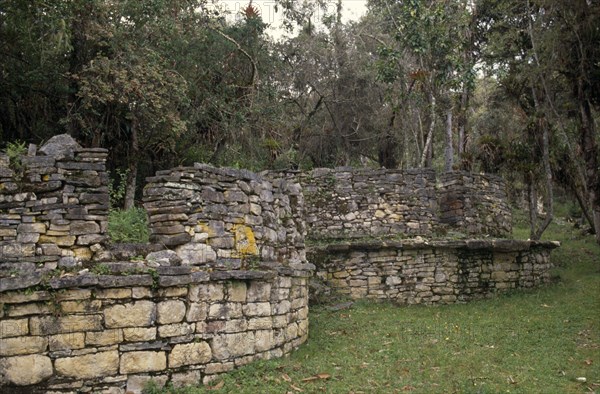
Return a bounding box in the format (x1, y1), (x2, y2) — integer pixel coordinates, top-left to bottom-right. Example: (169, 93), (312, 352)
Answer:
(282, 373), (292, 382)
(290, 384), (303, 392)
(584, 359), (593, 365)
(541, 304), (551, 308)
(207, 380), (224, 390)
(301, 373), (331, 382)
(508, 376), (517, 384)
(402, 385), (415, 391)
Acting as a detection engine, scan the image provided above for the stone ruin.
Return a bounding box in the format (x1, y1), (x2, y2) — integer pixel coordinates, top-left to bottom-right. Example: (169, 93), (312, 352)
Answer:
(0, 135), (559, 393)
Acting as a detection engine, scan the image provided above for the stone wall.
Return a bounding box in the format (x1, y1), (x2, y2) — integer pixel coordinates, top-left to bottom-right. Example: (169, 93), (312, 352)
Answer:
(438, 172), (512, 237)
(310, 239), (558, 303)
(0, 265), (310, 392)
(301, 168), (439, 239)
(143, 164), (306, 269)
(0, 135), (109, 274)
(300, 168), (512, 240)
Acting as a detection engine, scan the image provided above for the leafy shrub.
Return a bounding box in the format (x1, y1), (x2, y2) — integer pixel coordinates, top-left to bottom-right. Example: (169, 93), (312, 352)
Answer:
(108, 207), (150, 243)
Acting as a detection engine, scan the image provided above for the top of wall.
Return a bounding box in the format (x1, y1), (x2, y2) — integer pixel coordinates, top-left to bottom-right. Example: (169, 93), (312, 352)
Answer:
(143, 163), (307, 269)
(299, 167), (512, 240)
(0, 135), (109, 273)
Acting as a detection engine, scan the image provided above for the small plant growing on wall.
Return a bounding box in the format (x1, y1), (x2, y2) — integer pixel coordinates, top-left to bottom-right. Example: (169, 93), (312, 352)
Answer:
(3, 140), (27, 185)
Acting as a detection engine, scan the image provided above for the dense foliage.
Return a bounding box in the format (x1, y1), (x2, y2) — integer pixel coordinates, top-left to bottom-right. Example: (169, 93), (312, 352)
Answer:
(1, 0), (598, 242)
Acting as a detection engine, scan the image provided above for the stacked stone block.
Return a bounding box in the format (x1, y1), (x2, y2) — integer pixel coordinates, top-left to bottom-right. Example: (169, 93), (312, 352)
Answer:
(143, 164), (306, 269)
(0, 135), (108, 274)
(310, 239), (557, 304)
(0, 267), (311, 392)
(439, 172), (512, 237)
(301, 168), (439, 239)
(300, 167), (512, 240)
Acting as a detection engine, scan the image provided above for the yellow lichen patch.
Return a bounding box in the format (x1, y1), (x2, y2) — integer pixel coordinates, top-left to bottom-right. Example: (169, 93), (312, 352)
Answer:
(196, 222), (215, 237)
(232, 224), (258, 257)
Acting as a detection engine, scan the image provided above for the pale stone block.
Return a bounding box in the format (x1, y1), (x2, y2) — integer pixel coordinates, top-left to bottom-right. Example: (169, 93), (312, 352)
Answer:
(0, 318), (28, 337)
(123, 327), (156, 342)
(248, 317), (273, 330)
(186, 302), (208, 322)
(211, 332), (255, 360)
(30, 314), (103, 335)
(59, 300), (101, 313)
(55, 351), (119, 379)
(95, 288), (132, 299)
(158, 323), (194, 338)
(189, 283), (224, 302)
(171, 370), (202, 388)
(126, 375), (168, 394)
(49, 333), (85, 351)
(169, 342), (212, 368)
(176, 243), (216, 265)
(157, 287), (188, 298)
(86, 329), (123, 346)
(120, 351), (166, 374)
(157, 300), (186, 324)
(243, 302), (271, 317)
(227, 281), (247, 302)
(254, 330), (274, 352)
(0, 336), (48, 356)
(104, 301), (156, 328)
(0, 354), (53, 385)
(7, 302), (52, 317)
(247, 281), (271, 301)
(272, 300), (291, 315)
(132, 287), (153, 299)
(204, 362), (235, 375)
(208, 303), (243, 319)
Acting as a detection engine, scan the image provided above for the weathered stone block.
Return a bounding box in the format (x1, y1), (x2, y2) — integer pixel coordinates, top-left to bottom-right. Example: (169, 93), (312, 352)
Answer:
(126, 375), (169, 394)
(211, 332), (255, 360)
(169, 342), (212, 368)
(243, 302), (271, 317)
(0, 336), (48, 356)
(86, 329), (123, 346)
(30, 314), (103, 335)
(55, 351), (119, 379)
(157, 300), (186, 324)
(104, 301), (156, 328)
(120, 351), (167, 374)
(175, 243), (216, 265)
(158, 323), (194, 338)
(247, 281), (272, 302)
(208, 303), (243, 319)
(123, 327), (157, 342)
(0, 318), (29, 337)
(0, 354), (53, 386)
(227, 281), (247, 302)
(49, 332), (85, 351)
(186, 302), (208, 322)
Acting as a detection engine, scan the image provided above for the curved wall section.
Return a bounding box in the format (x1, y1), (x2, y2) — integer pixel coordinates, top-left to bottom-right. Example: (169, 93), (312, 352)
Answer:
(0, 266), (310, 392)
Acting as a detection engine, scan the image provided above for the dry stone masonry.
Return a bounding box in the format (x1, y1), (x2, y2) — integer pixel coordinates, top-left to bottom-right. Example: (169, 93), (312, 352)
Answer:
(0, 134), (108, 275)
(143, 164), (306, 270)
(0, 269), (309, 392)
(300, 167), (512, 239)
(309, 239), (558, 303)
(0, 137), (558, 393)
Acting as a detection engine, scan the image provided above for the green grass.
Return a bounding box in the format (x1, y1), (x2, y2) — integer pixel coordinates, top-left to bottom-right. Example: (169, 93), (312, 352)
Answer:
(150, 211), (600, 394)
(107, 207), (150, 243)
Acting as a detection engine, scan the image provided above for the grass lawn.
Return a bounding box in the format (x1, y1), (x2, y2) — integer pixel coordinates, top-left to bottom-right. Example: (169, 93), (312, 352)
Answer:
(150, 214), (600, 394)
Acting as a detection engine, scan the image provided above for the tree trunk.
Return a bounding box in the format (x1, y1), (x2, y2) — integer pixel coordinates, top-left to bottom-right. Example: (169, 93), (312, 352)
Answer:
(579, 93), (600, 244)
(532, 117), (553, 240)
(528, 173), (537, 240)
(444, 108), (453, 172)
(420, 94), (436, 168)
(124, 118), (139, 210)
